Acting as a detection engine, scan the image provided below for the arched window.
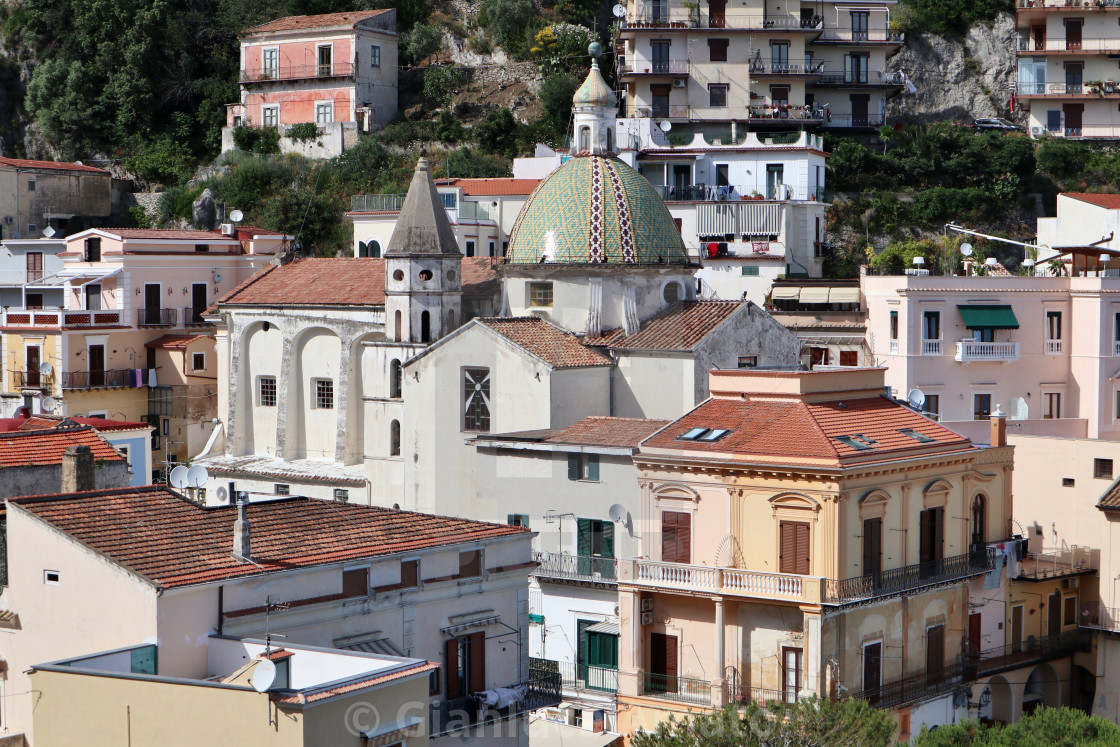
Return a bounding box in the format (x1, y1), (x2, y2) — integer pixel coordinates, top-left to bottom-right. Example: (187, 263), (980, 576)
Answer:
(578, 126), (590, 151)
(447, 309), (456, 332)
(389, 359), (402, 398)
(420, 310), (431, 342)
(390, 419), (401, 456)
(606, 127), (614, 153)
(370, 240), (381, 258)
(393, 310), (402, 342)
(971, 494), (986, 547)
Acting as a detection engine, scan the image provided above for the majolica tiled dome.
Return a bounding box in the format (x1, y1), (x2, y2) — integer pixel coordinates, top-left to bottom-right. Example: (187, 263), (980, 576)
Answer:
(573, 60), (615, 108)
(505, 154), (689, 265)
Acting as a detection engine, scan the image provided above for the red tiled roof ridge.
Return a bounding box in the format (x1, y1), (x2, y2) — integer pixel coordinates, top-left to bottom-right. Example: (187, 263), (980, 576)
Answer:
(247, 9), (390, 33)
(1062, 192), (1120, 209)
(0, 157), (108, 174)
(585, 300), (746, 351)
(477, 316), (612, 368)
(11, 483), (168, 505)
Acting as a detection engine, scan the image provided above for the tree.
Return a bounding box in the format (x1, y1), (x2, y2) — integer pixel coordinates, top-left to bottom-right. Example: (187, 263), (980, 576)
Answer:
(632, 699), (896, 747)
(473, 107), (518, 156)
(539, 71), (580, 135)
(478, 0), (542, 58)
(401, 23), (444, 65)
(915, 707), (1120, 746)
(530, 24), (596, 73)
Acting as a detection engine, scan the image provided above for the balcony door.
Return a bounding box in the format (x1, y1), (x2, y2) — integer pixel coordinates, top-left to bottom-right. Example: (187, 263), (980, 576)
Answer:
(1064, 18), (1083, 50)
(649, 632), (678, 693)
(846, 53), (869, 84)
(850, 94), (870, 126)
(651, 84), (671, 118)
(850, 11), (869, 41)
(771, 86), (790, 118)
(1032, 25), (1045, 50)
(771, 41), (789, 73)
(1063, 103), (1083, 137)
(145, 283), (161, 325)
(926, 624), (945, 684)
(1048, 592), (1062, 637)
(577, 518), (614, 577)
(25, 345), (40, 388)
(88, 344), (106, 388)
(968, 613), (982, 657)
(782, 646), (803, 704)
(317, 44), (333, 76)
(191, 283), (207, 324)
(661, 511), (691, 564)
(651, 41), (671, 74)
(862, 642), (882, 703)
(708, 0), (726, 28)
(919, 506), (944, 573)
(26, 252), (42, 283)
(1011, 605), (1024, 653)
(862, 517), (882, 582)
(1065, 62), (1083, 94)
(779, 520), (810, 575)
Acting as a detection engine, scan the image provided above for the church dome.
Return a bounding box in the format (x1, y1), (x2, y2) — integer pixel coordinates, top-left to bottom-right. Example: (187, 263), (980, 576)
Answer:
(505, 154), (690, 265)
(573, 61), (615, 109)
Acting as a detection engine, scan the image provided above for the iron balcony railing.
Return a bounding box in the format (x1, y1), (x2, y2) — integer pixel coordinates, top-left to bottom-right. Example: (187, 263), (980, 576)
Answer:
(817, 70), (906, 86)
(11, 371), (47, 389)
(532, 551), (618, 583)
(618, 58), (690, 75)
(530, 658), (619, 693)
(657, 184), (824, 201)
(183, 307), (210, 326)
(824, 550), (992, 605)
(62, 369), (133, 390)
(816, 28), (905, 43)
(240, 62), (356, 83)
(749, 61), (824, 75)
(429, 672), (561, 737)
(640, 671), (712, 705)
(1015, 82), (1086, 95)
(1079, 601), (1120, 631)
(137, 308), (178, 327)
(825, 113), (888, 128)
(728, 684), (790, 706)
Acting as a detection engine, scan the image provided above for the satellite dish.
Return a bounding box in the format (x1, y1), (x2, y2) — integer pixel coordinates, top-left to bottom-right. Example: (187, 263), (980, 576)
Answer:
(229, 209), (244, 223)
(216, 486), (229, 503)
(186, 464), (209, 488)
(608, 503), (627, 523)
(960, 243), (973, 257)
(908, 388), (927, 409)
(39, 361), (53, 377)
(41, 225), (56, 238)
(613, 3), (626, 16)
(169, 465), (189, 490)
(1023, 258), (1036, 267)
(41, 396), (58, 413)
(984, 257), (999, 266)
(213, 273), (222, 284)
(659, 120), (672, 132)
(251, 659), (276, 693)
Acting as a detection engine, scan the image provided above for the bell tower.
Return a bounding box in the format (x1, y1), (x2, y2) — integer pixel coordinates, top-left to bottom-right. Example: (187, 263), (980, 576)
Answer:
(571, 43), (619, 155)
(383, 156), (463, 343)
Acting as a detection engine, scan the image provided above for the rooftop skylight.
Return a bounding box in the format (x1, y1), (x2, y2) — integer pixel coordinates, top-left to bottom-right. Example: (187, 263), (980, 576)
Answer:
(678, 427), (731, 442)
(899, 428), (935, 443)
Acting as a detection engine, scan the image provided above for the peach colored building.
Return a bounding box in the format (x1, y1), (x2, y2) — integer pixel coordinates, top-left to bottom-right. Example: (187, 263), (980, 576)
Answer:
(0, 226), (285, 475)
(223, 10), (399, 157)
(614, 367), (1017, 740)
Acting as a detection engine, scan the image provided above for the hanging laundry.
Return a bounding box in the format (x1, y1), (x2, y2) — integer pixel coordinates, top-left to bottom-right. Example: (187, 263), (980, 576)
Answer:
(148, 368), (157, 388)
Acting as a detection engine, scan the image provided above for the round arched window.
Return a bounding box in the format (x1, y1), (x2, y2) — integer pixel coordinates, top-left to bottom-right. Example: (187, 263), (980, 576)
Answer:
(418, 269), (433, 281)
(447, 269), (457, 281)
(663, 281), (682, 305)
(392, 269), (404, 281)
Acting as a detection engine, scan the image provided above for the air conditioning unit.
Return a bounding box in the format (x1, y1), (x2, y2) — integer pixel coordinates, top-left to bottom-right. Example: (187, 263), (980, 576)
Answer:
(1031, 126), (1043, 136)
(640, 598), (654, 612)
(219, 223), (235, 236)
(672, 78), (687, 88)
(641, 612), (654, 625)
(2, 216), (12, 225)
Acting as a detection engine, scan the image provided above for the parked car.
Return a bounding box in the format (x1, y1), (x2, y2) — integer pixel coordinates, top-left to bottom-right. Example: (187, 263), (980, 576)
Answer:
(971, 118), (1023, 133)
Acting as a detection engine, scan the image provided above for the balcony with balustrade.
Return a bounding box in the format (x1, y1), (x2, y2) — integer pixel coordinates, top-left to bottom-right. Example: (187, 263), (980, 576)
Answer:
(1017, 35), (1120, 54)
(638, 671), (716, 706)
(531, 658), (619, 694)
(532, 551), (618, 586)
(814, 27), (905, 45)
(617, 57), (690, 78)
(622, 3), (823, 31)
(954, 340), (1020, 364)
(1, 309), (123, 329)
(137, 308), (178, 328)
(183, 307), (211, 327)
(11, 370), (49, 390)
(240, 62), (356, 84)
(816, 69), (907, 87)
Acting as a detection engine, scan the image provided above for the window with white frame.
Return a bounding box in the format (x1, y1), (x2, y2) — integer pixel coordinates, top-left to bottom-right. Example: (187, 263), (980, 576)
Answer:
(1044, 392), (1062, 420)
(258, 376), (277, 407)
(371, 44), (381, 67)
(315, 102), (333, 124)
(262, 105), (279, 128)
(314, 379), (334, 409)
(262, 47), (279, 78)
(1046, 310), (1063, 353)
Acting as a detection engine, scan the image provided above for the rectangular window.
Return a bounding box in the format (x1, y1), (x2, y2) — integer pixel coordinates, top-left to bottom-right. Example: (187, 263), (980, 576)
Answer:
(1044, 392), (1062, 420)
(26, 252), (42, 283)
(459, 549), (482, 578)
(85, 283), (101, 311)
(463, 368), (491, 432)
(191, 352), (205, 371)
(401, 558), (420, 588)
(148, 385), (173, 416)
(779, 521), (810, 575)
(262, 105), (279, 128)
(890, 310), (899, 340)
(738, 355), (758, 368)
(85, 237), (101, 262)
(661, 511), (691, 564)
(315, 102), (333, 124)
(708, 38), (729, 62)
(567, 453), (600, 481)
(782, 647), (802, 704)
(1097, 458), (1115, 479)
(851, 10), (869, 41)
(840, 350), (858, 366)
(333, 488), (349, 502)
(488, 240), (496, 257)
(26, 293), (43, 309)
(708, 84), (728, 108)
(26, 223), (37, 234)
(973, 394), (991, 420)
(923, 311), (940, 340)
(810, 347), (829, 366)
(342, 567), (368, 597)
(925, 394), (940, 416)
(771, 40), (789, 72)
(194, 244), (209, 253)
(371, 44), (381, 67)
(529, 282), (554, 307)
(1046, 310), (1063, 354)
(1064, 595), (1078, 626)
(317, 43), (333, 76)
(274, 483), (290, 495)
(741, 266), (759, 276)
(314, 379), (334, 409)
(27, 179), (35, 192)
(465, 240), (476, 257)
(650, 84), (670, 119)
(651, 40), (671, 72)
(846, 52), (869, 84)
(44, 569), (60, 585)
(259, 376), (277, 407)
(262, 47), (279, 77)
(577, 518), (615, 560)
(507, 514), (529, 528)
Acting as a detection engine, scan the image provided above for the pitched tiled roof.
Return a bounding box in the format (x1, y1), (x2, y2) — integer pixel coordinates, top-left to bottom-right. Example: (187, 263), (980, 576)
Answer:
(1098, 477), (1120, 511)
(478, 317), (612, 368)
(0, 157), (107, 174)
(0, 427), (125, 468)
(587, 300), (744, 351)
(642, 396), (971, 465)
(14, 415), (150, 433)
(247, 10), (391, 33)
(144, 333), (210, 349)
(11, 487), (528, 588)
(435, 178), (541, 196)
(545, 417), (670, 447)
(217, 257), (498, 309)
(1063, 193), (1120, 210)
(274, 661), (439, 705)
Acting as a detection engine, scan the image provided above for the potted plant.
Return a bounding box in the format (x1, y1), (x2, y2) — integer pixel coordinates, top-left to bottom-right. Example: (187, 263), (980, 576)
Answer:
(681, 0), (698, 26)
(1088, 79), (1104, 96)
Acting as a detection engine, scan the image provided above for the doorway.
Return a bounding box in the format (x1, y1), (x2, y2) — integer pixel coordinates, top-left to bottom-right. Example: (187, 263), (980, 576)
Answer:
(850, 94), (870, 126)
(191, 283), (207, 324)
(649, 633), (678, 693)
(88, 344), (106, 388)
(144, 283), (161, 325)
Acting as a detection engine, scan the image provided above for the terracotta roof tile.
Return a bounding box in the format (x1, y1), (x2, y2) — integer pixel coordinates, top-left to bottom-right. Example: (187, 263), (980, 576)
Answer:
(247, 10), (391, 33)
(16, 415), (151, 433)
(545, 417), (670, 447)
(643, 396), (971, 465)
(586, 300), (743, 351)
(217, 257), (498, 308)
(0, 157), (108, 174)
(274, 661), (439, 705)
(0, 427), (125, 468)
(144, 333), (210, 349)
(1063, 193), (1120, 210)
(435, 178), (541, 196)
(11, 488), (528, 588)
(1098, 477), (1120, 510)
(478, 317), (612, 368)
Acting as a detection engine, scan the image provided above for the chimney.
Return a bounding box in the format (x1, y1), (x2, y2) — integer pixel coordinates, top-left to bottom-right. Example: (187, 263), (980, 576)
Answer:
(990, 405), (1007, 448)
(233, 493), (251, 561)
(61, 445), (95, 493)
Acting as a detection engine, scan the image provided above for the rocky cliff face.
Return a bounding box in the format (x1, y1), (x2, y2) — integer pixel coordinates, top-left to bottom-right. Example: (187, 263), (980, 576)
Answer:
(888, 13), (1019, 124)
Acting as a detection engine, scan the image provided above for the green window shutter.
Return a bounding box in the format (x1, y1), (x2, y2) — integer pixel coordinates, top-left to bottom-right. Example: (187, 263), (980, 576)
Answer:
(568, 454), (580, 480)
(741, 265), (759, 276)
(577, 518), (591, 557)
(587, 631), (602, 667)
(602, 520), (614, 559)
(358, 241), (368, 257)
(587, 454), (599, 481)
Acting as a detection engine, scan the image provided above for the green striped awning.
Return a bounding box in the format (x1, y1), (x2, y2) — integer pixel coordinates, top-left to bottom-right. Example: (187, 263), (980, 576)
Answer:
(957, 305), (1019, 330)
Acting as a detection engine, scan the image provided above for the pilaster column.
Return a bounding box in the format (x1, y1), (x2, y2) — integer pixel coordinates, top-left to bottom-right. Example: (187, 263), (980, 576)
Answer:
(274, 330), (294, 459)
(334, 336), (353, 463)
(224, 320), (241, 456)
(713, 599), (726, 706)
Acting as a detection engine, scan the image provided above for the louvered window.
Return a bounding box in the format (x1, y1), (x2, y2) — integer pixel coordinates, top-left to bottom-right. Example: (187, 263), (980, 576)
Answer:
(779, 521), (810, 575)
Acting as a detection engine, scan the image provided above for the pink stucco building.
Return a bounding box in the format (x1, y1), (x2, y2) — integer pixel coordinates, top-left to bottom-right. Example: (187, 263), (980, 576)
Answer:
(223, 10), (399, 157)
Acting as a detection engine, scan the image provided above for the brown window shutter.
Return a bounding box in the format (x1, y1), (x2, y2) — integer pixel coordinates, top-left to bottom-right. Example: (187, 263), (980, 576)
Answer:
(468, 632), (486, 693)
(779, 522), (792, 574)
(863, 517), (882, 577)
(662, 512), (691, 564)
(795, 523), (810, 575)
(677, 513), (691, 564)
(664, 634), (678, 693)
(445, 638), (460, 698)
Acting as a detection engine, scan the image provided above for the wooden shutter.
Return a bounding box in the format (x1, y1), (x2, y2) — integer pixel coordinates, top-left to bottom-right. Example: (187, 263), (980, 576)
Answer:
(445, 638), (460, 698)
(863, 642), (882, 693)
(601, 521), (614, 558)
(587, 454), (599, 481)
(932, 507), (944, 562)
(568, 454), (580, 480)
(862, 517), (882, 577)
(661, 512), (691, 564)
(926, 626), (945, 676)
(780, 521), (810, 575)
(468, 632), (486, 693)
(577, 518), (591, 557)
